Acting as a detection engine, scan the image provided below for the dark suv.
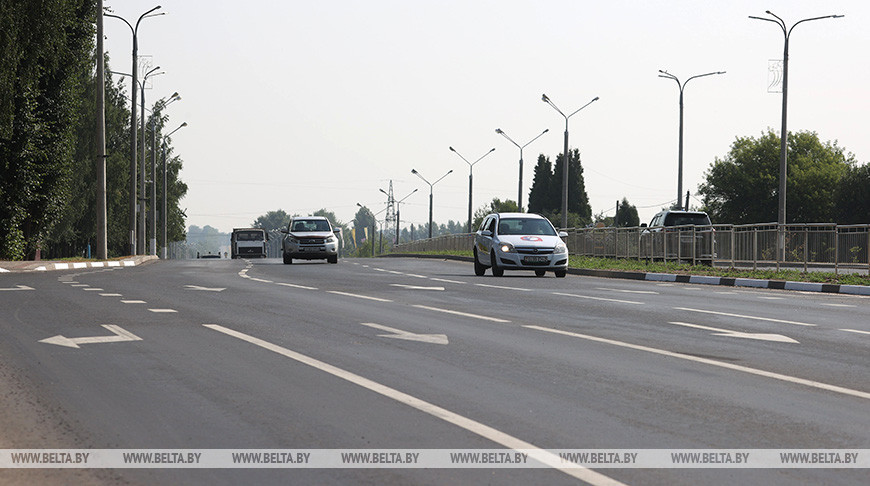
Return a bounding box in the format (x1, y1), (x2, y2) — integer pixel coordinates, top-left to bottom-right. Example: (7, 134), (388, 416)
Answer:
(641, 210), (715, 263)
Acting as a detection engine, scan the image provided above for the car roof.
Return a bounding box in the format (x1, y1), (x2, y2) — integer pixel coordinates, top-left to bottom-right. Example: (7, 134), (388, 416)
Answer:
(291, 216), (328, 220)
(491, 212), (546, 219)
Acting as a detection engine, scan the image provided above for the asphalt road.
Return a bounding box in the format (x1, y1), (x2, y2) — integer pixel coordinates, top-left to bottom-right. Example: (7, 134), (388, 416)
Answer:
(1, 257), (868, 485)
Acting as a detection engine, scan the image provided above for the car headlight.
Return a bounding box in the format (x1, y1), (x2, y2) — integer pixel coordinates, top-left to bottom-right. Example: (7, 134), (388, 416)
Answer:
(326, 236), (336, 244)
(287, 235), (299, 243)
(554, 243), (567, 254)
(498, 242), (515, 253)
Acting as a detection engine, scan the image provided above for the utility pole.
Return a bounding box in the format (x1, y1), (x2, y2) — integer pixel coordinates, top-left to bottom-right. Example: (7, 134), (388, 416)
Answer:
(95, 0), (107, 260)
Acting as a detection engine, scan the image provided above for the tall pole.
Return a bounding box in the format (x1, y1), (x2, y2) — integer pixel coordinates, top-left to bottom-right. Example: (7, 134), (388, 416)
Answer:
(138, 67), (159, 254)
(95, 0), (107, 260)
(394, 189), (417, 245)
(749, 11), (843, 259)
(411, 169), (452, 239)
(449, 147), (495, 233)
(658, 70), (725, 210)
(495, 128), (548, 211)
(542, 94), (598, 228)
(162, 122), (186, 259)
(151, 92), (179, 256)
(106, 5), (162, 255)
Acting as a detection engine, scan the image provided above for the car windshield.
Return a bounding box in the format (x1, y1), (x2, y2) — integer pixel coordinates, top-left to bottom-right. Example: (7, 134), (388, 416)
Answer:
(664, 213), (711, 226)
(235, 231), (263, 241)
(291, 220), (331, 232)
(497, 218), (556, 236)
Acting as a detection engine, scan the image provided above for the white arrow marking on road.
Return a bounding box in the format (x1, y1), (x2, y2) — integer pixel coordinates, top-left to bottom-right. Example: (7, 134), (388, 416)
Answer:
(361, 322), (448, 345)
(185, 285), (226, 292)
(389, 284), (445, 291)
(39, 325), (142, 348)
(669, 321), (799, 343)
(0, 285), (34, 291)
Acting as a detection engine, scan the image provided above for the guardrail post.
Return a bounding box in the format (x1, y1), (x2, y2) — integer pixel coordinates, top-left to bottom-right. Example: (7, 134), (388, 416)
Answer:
(834, 225), (839, 275)
(803, 226), (808, 273)
(752, 226), (758, 271)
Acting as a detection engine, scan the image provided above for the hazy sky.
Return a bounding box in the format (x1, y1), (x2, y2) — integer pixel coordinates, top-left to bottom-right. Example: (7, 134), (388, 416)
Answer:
(103, 1), (869, 233)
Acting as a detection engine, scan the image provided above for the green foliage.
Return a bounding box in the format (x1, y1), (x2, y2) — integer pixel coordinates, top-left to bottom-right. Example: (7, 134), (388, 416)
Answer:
(526, 149), (592, 228)
(472, 198), (519, 229)
(833, 163), (870, 224)
(698, 129), (853, 224)
(615, 198), (640, 227)
(253, 210), (292, 231)
(0, 0), (96, 259)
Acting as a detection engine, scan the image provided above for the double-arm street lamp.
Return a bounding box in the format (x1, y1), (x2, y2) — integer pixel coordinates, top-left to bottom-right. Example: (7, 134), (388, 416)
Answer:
(495, 128), (548, 212)
(658, 70), (725, 211)
(541, 94), (598, 229)
(162, 122), (186, 259)
(394, 189), (418, 245)
(449, 146), (495, 233)
(151, 92), (180, 256)
(411, 168), (452, 239)
(106, 5), (163, 255)
(749, 11), (843, 232)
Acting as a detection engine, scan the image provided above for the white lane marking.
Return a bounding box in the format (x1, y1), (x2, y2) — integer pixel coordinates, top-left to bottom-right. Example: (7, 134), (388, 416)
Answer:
(250, 278), (273, 283)
(412, 305), (511, 323)
(431, 278), (467, 285)
(83, 288), (104, 291)
(405, 273), (428, 279)
(121, 300), (146, 304)
(185, 285), (226, 292)
(474, 283), (532, 292)
(148, 309), (177, 313)
(669, 321), (799, 343)
(716, 291), (737, 295)
(841, 329), (870, 336)
(758, 296), (784, 300)
(276, 282), (318, 290)
(674, 307), (816, 327)
(99, 293), (123, 297)
(526, 325), (870, 401)
(327, 291), (392, 303)
(595, 287), (659, 295)
(389, 284), (445, 291)
(39, 325), (142, 349)
(823, 303), (857, 308)
(553, 292), (643, 305)
(360, 322), (448, 345)
(0, 285), (35, 291)
(203, 324), (622, 485)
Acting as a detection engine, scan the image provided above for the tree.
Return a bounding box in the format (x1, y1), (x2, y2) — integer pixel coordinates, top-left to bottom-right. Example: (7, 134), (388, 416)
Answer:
(615, 198), (640, 227)
(472, 198), (519, 230)
(527, 154), (553, 214)
(833, 163), (870, 224)
(253, 210), (292, 231)
(352, 206), (375, 246)
(698, 129), (853, 224)
(0, 0), (96, 259)
(526, 149), (592, 228)
(312, 208), (342, 227)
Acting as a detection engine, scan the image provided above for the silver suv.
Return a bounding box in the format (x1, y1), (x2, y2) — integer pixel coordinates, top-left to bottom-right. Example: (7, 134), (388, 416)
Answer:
(473, 213), (569, 277)
(281, 217), (339, 264)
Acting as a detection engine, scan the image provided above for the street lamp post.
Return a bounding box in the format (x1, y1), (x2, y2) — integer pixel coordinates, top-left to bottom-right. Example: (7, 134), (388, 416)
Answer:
(106, 5), (163, 256)
(541, 94), (598, 229)
(162, 122), (186, 259)
(657, 70), (725, 211)
(151, 92), (180, 256)
(394, 189), (418, 245)
(139, 66), (161, 255)
(411, 168), (452, 239)
(449, 146), (495, 233)
(750, 11), (843, 260)
(495, 128), (548, 212)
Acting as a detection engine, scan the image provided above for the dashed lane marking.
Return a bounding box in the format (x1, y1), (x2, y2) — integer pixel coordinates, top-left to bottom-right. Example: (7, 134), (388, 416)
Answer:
(674, 307), (816, 327)
(552, 292), (643, 305)
(412, 305), (511, 323)
(326, 291), (392, 303)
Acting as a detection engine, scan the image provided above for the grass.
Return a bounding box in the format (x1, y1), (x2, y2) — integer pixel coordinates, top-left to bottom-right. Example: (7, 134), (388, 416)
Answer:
(386, 250), (870, 287)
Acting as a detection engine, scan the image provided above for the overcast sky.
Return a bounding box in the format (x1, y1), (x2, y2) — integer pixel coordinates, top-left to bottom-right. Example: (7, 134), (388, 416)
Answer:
(104, 0), (869, 233)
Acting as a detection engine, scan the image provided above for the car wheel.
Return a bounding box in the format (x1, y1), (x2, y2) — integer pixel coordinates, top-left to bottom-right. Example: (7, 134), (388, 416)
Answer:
(327, 255), (338, 264)
(535, 269), (546, 277)
(283, 253), (292, 264)
(555, 268), (566, 278)
(490, 251), (504, 277)
(473, 248), (486, 276)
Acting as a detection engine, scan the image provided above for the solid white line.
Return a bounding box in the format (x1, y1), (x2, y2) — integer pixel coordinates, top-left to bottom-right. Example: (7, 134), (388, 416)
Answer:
(276, 282), (318, 290)
(203, 324), (623, 485)
(83, 288), (104, 291)
(674, 307), (816, 327)
(327, 291), (392, 303)
(474, 283), (532, 292)
(525, 325), (870, 401)
(99, 293), (123, 297)
(840, 329), (870, 336)
(148, 309), (178, 313)
(121, 300), (146, 304)
(822, 303), (857, 308)
(389, 284), (445, 291)
(412, 305), (510, 323)
(595, 288), (659, 295)
(553, 292), (643, 305)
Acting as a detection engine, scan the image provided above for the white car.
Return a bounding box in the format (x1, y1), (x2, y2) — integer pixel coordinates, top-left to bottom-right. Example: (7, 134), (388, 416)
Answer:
(473, 213), (569, 277)
(281, 217), (339, 264)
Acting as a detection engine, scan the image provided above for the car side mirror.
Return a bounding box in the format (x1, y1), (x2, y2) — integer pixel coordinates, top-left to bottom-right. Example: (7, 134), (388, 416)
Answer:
(558, 231), (568, 238)
(333, 229), (341, 236)
(480, 230), (492, 237)
(280, 228), (288, 234)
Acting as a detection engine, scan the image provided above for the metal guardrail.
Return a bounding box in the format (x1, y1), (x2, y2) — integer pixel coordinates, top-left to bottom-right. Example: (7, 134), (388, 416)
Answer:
(392, 223), (870, 275)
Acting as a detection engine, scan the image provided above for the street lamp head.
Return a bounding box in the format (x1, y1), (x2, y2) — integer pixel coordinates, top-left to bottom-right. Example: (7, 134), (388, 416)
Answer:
(592, 96), (600, 102)
(542, 128), (549, 134)
(488, 147), (495, 153)
(449, 146), (455, 152)
(447, 169), (453, 175)
(411, 169), (418, 174)
(180, 122), (187, 127)
(495, 128), (503, 134)
(541, 94), (550, 102)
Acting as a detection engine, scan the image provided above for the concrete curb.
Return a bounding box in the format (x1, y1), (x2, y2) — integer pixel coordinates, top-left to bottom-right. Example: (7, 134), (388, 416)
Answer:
(0, 255), (158, 273)
(384, 253), (870, 296)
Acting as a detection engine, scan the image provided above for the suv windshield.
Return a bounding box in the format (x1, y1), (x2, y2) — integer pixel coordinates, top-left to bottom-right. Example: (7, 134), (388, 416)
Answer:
(497, 218), (556, 236)
(291, 220), (331, 232)
(663, 213), (711, 226)
(236, 231), (263, 241)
